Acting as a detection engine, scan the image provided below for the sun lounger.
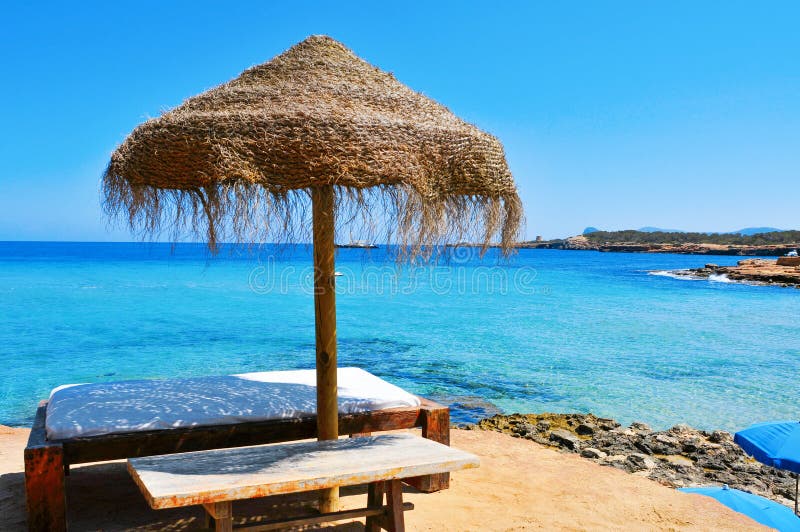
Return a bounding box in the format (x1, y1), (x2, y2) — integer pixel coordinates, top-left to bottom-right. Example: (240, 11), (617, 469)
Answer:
(24, 368), (450, 531)
(128, 433), (479, 532)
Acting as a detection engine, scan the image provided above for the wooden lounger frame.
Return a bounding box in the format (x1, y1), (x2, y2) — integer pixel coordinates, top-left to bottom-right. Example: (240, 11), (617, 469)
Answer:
(24, 397), (449, 532)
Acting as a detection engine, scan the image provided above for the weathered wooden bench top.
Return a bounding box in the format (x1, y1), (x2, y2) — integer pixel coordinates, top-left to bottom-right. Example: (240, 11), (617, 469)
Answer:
(128, 433), (478, 510)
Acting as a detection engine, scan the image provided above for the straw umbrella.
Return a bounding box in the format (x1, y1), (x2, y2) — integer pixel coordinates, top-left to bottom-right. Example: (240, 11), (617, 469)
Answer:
(103, 35), (522, 511)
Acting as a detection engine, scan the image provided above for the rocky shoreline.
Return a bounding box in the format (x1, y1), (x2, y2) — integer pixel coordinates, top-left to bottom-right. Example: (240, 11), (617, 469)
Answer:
(521, 235), (800, 256)
(665, 259), (800, 288)
(471, 413), (797, 509)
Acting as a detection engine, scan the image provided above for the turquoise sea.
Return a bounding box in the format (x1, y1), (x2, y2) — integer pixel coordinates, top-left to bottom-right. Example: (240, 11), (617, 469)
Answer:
(1, 242), (798, 431)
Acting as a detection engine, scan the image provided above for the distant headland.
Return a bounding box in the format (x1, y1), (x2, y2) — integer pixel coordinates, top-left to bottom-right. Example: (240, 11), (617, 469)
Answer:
(520, 229), (800, 256)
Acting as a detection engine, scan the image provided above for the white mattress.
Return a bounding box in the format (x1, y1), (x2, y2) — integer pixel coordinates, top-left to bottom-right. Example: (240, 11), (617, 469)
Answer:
(45, 367), (421, 440)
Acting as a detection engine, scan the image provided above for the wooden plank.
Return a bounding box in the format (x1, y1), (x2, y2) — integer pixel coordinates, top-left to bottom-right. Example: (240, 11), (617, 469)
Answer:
(204, 501), (232, 532)
(235, 502), (413, 532)
(61, 404), (424, 464)
(406, 400), (451, 492)
(24, 402), (66, 532)
(339, 408), (420, 436)
(312, 184), (339, 513)
(25, 401), (49, 448)
(420, 400), (450, 445)
(128, 433), (478, 510)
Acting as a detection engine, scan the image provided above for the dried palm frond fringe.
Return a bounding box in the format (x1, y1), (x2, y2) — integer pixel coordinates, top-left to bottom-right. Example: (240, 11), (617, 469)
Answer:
(102, 35), (523, 260)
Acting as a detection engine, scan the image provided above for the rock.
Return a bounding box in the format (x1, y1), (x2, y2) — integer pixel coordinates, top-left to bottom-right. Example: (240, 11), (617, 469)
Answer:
(708, 430), (731, 443)
(634, 441), (654, 455)
(529, 434), (553, 446)
(695, 458), (726, 471)
(581, 447), (607, 459)
(627, 453), (658, 472)
(669, 424), (694, 435)
(603, 454), (629, 471)
(598, 418), (621, 430)
(630, 422), (652, 433)
(550, 429), (582, 450)
(682, 259), (800, 288)
(654, 434), (678, 444)
(709, 471), (739, 485)
(646, 434), (681, 455)
(512, 422), (535, 437)
(576, 423), (596, 436)
(682, 442), (700, 454)
(536, 420), (551, 432)
(563, 235), (595, 250)
(600, 454), (631, 473)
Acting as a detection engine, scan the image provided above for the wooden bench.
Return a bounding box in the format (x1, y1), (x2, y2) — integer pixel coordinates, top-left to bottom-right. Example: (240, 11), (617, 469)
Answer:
(128, 433), (479, 531)
(25, 397), (449, 531)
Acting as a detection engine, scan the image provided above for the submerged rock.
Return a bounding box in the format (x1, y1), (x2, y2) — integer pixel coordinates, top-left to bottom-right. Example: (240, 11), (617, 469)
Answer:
(476, 412), (797, 509)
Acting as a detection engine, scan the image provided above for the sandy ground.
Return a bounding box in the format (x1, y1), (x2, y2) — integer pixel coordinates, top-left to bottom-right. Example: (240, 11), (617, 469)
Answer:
(0, 426), (768, 531)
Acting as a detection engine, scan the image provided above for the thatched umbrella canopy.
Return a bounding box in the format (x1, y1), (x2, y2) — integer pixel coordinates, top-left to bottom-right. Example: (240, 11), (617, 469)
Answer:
(103, 35), (522, 511)
(104, 35), (521, 256)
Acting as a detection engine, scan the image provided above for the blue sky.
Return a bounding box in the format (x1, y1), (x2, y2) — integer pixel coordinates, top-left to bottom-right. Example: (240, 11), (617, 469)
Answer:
(1, 1), (798, 241)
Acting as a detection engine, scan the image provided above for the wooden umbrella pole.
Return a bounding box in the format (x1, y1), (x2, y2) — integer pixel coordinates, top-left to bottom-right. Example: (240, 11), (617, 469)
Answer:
(312, 185), (339, 513)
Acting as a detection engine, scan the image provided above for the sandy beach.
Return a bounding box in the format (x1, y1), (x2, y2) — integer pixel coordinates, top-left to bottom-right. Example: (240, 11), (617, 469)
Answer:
(1, 425), (768, 531)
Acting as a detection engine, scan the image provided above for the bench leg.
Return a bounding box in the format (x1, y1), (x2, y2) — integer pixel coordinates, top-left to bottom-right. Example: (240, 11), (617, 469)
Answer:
(366, 480), (404, 532)
(24, 442), (66, 532)
(385, 479), (405, 532)
(365, 481), (385, 532)
(405, 405), (450, 492)
(204, 502), (232, 532)
(203, 511), (215, 529)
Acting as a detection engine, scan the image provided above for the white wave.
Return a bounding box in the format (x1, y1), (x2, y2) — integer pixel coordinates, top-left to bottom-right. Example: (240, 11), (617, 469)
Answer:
(650, 270), (761, 287)
(708, 273), (733, 283)
(648, 270), (702, 281)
